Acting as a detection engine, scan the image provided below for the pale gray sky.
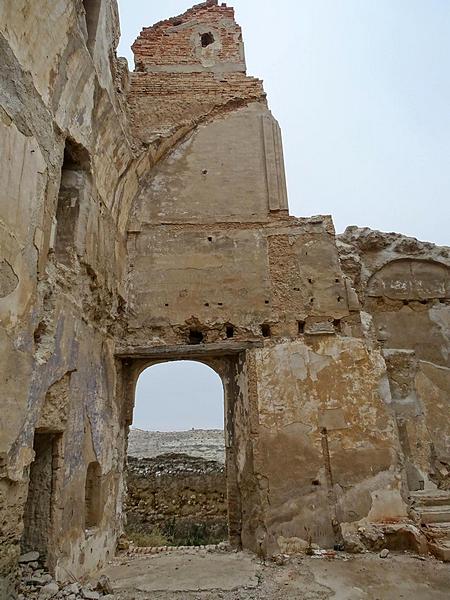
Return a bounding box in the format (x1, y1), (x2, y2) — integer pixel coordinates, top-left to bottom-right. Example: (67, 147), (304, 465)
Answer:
(133, 362), (224, 431)
(118, 1), (450, 430)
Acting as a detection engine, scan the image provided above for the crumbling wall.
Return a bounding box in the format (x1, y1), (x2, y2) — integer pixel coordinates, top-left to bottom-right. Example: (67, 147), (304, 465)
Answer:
(123, 1), (408, 559)
(250, 338), (402, 554)
(125, 454), (227, 545)
(0, 0), (139, 593)
(2, 0), (449, 593)
(128, 1), (265, 154)
(338, 227), (450, 492)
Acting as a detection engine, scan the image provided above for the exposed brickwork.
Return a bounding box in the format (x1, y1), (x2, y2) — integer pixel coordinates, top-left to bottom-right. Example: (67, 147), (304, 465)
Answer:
(129, 72), (265, 143)
(132, 1), (242, 69)
(128, 2), (265, 146)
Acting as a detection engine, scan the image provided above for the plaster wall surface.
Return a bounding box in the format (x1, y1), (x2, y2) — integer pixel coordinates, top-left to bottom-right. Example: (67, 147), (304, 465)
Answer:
(338, 228), (450, 493)
(252, 338), (402, 552)
(0, 0), (139, 594)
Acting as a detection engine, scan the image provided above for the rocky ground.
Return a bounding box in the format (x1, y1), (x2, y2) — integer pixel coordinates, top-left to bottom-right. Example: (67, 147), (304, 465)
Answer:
(17, 551), (114, 600)
(99, 548), (450, 600)
(18, 544), (450, 599)
(128, 429), (225, 463)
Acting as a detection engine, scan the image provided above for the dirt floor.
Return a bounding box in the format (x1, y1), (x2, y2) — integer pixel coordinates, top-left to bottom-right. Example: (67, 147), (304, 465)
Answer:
(98, 549), (450, 599)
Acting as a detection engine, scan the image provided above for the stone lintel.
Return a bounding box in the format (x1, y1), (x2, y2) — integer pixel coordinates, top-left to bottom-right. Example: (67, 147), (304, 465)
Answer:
(116, 340), (263, 359)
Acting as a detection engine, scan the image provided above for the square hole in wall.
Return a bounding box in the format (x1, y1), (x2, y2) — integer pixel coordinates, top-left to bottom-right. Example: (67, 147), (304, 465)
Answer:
(200, 32), (215, 47)
(188, 329), (204, 345)
(261, 324), (271, 338)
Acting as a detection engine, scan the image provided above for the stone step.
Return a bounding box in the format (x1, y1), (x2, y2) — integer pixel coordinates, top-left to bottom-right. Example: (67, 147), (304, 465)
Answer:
(415, 505), (450, 524)
(428, 539), (450, 562)
(420, 521), (450, 561)
(409, 491), (450, 561)
(425, 520), (450, 530)
(425, 521), (450, 538)
(409, 490), (450, 507)
(422, 522), (450, 539)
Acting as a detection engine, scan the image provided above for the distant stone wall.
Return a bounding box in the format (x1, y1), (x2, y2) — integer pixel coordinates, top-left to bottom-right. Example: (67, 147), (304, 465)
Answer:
(125, 453), (227, 545)
(128, 429), (225, 463)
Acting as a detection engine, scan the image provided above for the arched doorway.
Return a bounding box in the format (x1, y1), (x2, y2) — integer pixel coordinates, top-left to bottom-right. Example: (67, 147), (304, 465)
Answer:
(119, 347), (259, 551)
(125, 360), (229, 548)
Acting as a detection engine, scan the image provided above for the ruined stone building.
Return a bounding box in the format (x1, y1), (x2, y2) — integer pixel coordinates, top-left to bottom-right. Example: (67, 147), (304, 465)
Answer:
(0, 0), (449, 596)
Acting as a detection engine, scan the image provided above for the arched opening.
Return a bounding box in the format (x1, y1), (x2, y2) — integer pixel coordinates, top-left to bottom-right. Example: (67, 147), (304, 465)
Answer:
(21, 432), (63, 562)
(126, 360), (228, 548)
(85, 461), (102, 529)
(82, 0), (101, 55)
(200, 32), (215, 48)
(54, 139), (90, 265)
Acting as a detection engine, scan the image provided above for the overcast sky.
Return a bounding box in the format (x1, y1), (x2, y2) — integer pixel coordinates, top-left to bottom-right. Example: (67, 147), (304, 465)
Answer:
(117, 1), (450, 431)
(133, 362), (224, 431)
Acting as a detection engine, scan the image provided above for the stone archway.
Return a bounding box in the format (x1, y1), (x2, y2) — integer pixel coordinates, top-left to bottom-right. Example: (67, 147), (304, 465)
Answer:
(117, 344), (261, 550)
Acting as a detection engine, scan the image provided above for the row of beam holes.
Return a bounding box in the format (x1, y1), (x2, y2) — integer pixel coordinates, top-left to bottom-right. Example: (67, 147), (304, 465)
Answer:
(187, 324), (271, 345)
(187, 325), (234, 345)
(308, 297), (344, 305)
(189, 320), (352, 342)
(284, 278), (324, 287)
(187, 303), (446, 338)
(165, 301), (271, 308)
(164, 302), (232, 308)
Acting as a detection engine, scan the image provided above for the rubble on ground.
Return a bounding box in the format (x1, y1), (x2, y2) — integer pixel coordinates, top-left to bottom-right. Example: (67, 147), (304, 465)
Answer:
(17, 553), (115, 600)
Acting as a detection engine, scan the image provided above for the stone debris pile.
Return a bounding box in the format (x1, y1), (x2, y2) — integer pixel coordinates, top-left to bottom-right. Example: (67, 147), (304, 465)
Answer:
(17, 553), (115, 600)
